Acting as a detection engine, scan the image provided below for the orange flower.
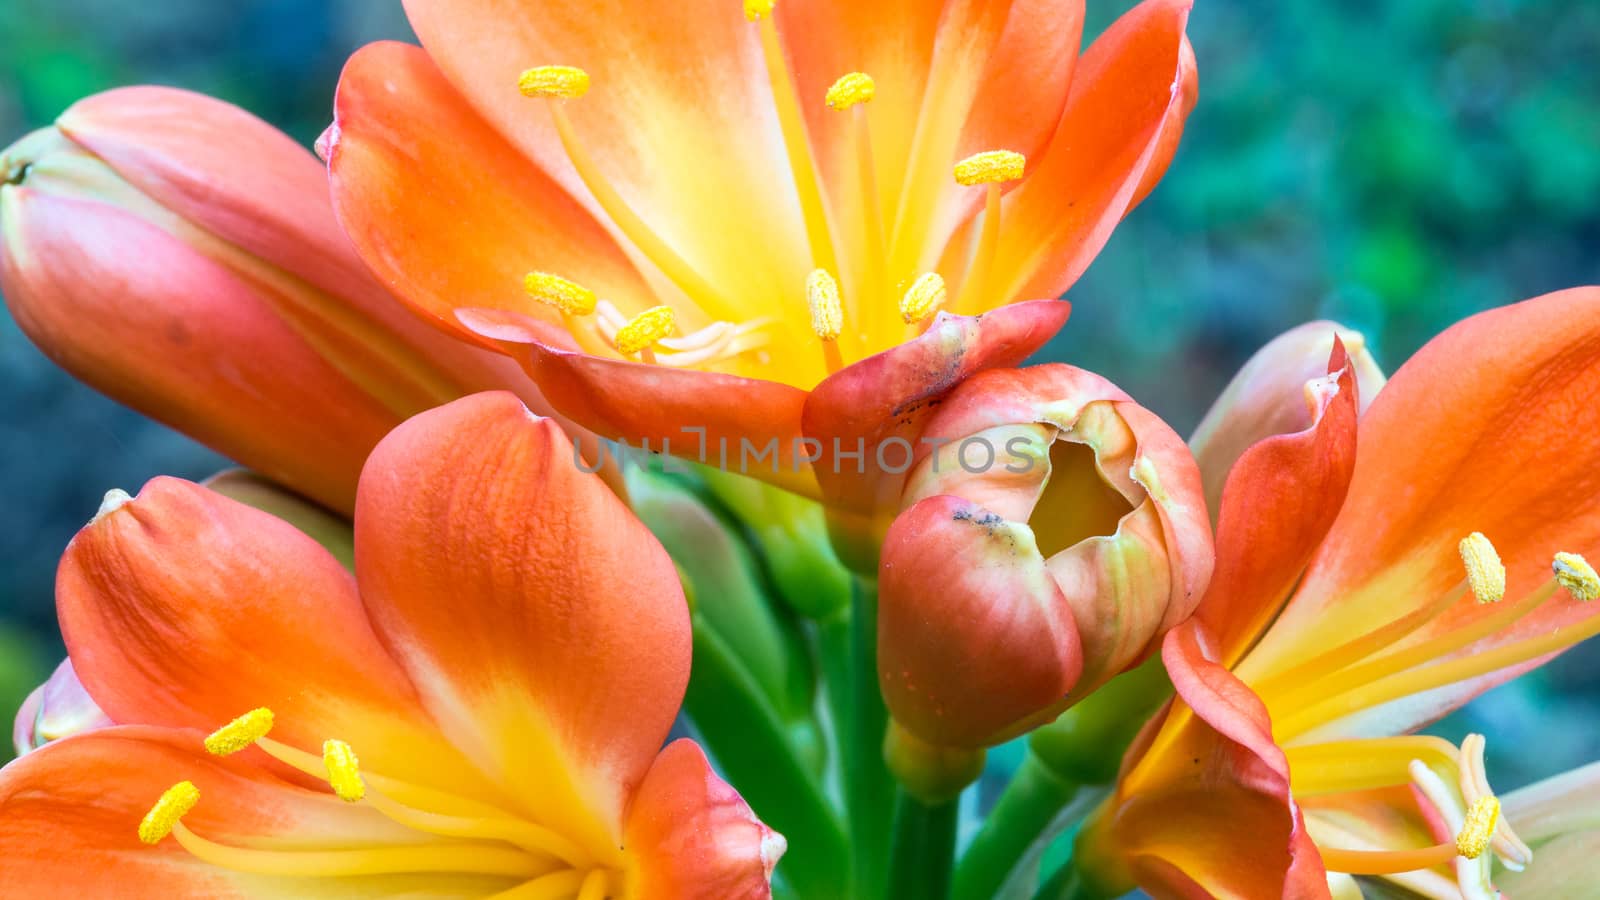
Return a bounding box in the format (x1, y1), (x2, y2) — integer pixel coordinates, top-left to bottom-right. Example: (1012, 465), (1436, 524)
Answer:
(0, 393), (782, 898)
(1073, 288), (1600, 900)
(0, 87), (564, 514)
(324, 0), (1198, 555)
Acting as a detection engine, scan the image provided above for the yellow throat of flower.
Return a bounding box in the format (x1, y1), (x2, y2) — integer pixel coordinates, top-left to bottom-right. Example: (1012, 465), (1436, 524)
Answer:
(510, 2), (1036, 390)
(134, 706), (620, 896)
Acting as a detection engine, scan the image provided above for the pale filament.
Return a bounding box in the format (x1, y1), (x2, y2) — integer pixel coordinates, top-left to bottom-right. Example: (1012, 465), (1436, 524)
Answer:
(593, 300), (771, 367)
(1296, 734), (1525, 899)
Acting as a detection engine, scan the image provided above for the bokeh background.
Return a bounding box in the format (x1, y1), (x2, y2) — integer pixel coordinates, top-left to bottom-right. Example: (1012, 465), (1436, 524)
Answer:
(2, 0), (1598, 779)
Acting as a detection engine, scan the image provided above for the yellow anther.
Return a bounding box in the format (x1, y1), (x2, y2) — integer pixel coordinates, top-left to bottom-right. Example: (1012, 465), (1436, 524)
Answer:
(1458, 532), (1506, 604)
(806, 269), (843, 341)
(899, 273), (947, 325)
(204, 707), (274, 756)
(523, 271), (597, 316)
(517, 66), (591, 100)
(138, 781), (200, 845)
(826, 73), (876, 110)
(1455, 796), (1500, 859)
(1554, 552), (1600, 602)
(743, 0), (774, 20)
(323, 739), (365, 803)
(954, 150), (1026, 186)
(615, 306), (677, 355)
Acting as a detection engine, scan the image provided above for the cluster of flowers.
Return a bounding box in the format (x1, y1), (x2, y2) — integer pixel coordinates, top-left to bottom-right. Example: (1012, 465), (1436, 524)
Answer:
(2, 1), (1598, 898)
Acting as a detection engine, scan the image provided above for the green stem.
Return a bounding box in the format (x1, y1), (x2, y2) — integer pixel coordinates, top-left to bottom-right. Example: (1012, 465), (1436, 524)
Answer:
(888, 790), (959, 900)
(1033, 856), (1109, 900)
(952, 754), (1098, 900)
(846, 575), (894, 899)
(684, 616), (849, 899)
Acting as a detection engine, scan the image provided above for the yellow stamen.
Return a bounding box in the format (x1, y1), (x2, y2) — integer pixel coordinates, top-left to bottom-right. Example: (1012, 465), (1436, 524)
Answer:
(953, 150), (1026, 187)
(204, 707), (274, 756)
(524, 78), (739, 322)
(1554, 552), (1600, 601)
(831, 73), (886, 347)
(1253, 585), (1467, 703)
(615, 306), (677, 356)
(1459, 532), (1506, 603)
(750, 0), (837, 273)
(1285, 736), (1459, 797)
(517, 66), (590, 100)
(252, 737), (584, 861)
(171, 822), (551, 878)
(323, 739), (365, 802)
(1456, 797), (1499, 858)
(1274, 582), (1557, 740)
(806, 269), (843, 341)
(523, 272), (597, 316)
(139, 781), (200, 845)
(1277, 576), (1588, 739)
(900, 273), (947, 325)
(1318, 842), (1459, 875)
(825, 72), (875, 110)
(364, 788), (594, 867)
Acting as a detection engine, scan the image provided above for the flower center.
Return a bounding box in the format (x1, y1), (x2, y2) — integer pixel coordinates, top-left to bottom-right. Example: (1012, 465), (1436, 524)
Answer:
(137, 707), (619, 897)
(510, 1), (1036, 388)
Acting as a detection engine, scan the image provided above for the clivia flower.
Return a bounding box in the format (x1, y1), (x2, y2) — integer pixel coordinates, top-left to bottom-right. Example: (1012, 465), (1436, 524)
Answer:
(877, 364), (1212, 777)
(323, 0), (1198, 557)
(1070, 288), (1600, 900)
(0, 392), (783, 898)
(0, 87), (554, 514)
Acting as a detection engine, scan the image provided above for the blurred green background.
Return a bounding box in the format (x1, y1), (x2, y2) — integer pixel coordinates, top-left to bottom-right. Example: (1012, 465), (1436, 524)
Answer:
(1, 0), (1597, 779)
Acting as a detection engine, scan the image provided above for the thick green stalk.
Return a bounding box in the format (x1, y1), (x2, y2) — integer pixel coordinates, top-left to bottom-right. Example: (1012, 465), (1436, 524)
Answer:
(887, 790), (959, 900)
(951, 755), (1100, 900)
(845, 575), (894, 899)
(954, 659), (1171, 899)
(684, 616), (849, 899)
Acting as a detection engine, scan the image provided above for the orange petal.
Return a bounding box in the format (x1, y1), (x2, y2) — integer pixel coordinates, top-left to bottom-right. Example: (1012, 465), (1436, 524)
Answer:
(327, 41), (654, 343)
(1259, 288), (1600, 722)
(1194, 342), (1360, 669)
(56, 477), (485, 799)
(1093, 623), (1327, 899)
(988, 0), (1195, 304)
(1126, 33), (1197, 212)
(879, 495), (1082, 748)
(401, 0), (812, 317)
(1190, 322), (1386, 516)
(622, 739), (783, 900)
(0, 726), (508, 898)
(353, 392), (691, 851)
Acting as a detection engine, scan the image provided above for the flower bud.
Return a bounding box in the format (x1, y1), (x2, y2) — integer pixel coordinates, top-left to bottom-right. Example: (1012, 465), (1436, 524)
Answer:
(12, 659), (112, 756)
(879, 364), (1212, 750)
(0, 87), (546, 514)
(1189, 321), (1386, 513)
